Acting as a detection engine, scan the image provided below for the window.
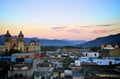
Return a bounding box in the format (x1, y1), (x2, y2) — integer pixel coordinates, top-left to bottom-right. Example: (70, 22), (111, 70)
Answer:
(27, 47), (28, 52)
(95, 53), (96, 56)
(20, 47), (22, 50)
(14, 44), (16, 47)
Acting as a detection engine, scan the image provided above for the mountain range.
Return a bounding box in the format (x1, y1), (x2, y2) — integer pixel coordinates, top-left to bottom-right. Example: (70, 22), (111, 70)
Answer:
(0, 35), (86, 46)
(79, 33), (120, 47)
(25, 37), (86, 46)
(0, 33), (120, 47)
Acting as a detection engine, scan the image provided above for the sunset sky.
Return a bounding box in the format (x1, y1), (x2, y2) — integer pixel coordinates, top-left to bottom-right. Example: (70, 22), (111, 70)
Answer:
(0, 0), (120, 41)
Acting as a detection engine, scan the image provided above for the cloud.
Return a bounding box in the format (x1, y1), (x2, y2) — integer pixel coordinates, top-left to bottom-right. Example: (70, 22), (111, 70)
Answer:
(80, 25), (93, 28)
(68, 29), (81, 34)
(97, 23), (116, 27)
(92, 29), (108, 34)
(52, 26), (67, 30)
(51, 26), (67, 31)
(92, 29), (116, 34)
(79, 23), (116, 28)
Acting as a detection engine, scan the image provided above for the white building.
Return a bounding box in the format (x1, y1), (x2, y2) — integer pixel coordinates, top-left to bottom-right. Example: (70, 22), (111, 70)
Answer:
(78, 57), (90, 63)
(92, 59), (115, 65)
(75, 56), (120, 66)
(74, 60), (81, 66)
(82, 52), (99, 57)
(64, 70), (72, 76)
(74, 57), (90, 66)
(92, 58), (120, 65)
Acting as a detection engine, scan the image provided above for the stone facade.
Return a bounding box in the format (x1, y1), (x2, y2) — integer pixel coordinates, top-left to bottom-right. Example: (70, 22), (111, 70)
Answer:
(101, 43), (119, 50)
(2, 31), (41, 53)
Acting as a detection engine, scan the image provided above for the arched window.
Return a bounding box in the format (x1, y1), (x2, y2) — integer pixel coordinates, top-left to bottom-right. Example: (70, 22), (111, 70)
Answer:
(95, 53), (96, 56)
(20, 47), (22, 51)
(14, 44), (16, 47)
(19, 73), (24, 78)
(86, 53), (87, 56)
(27, 47), (28, 52)
(14, 74), (18, 78)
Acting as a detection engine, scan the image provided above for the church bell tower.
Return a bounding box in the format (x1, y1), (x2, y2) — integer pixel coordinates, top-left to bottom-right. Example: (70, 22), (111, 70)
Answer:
(18, 31), (24, 52)
(4, 30), (11, 52)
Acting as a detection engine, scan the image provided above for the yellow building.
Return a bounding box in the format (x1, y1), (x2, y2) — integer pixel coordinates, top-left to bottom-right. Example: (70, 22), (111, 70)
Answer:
(1, 31), (41, 53)
(101, 43), (119, 50)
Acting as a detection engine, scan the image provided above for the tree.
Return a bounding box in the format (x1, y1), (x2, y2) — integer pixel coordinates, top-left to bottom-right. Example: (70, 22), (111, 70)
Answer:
(91, 47), (100, 52)
(3, 49), (22, 56)
(62, 46), (75, 49)
(0, 61), (13, 77)
(61, 57), (74, 69)
(41, 46), (58, 51)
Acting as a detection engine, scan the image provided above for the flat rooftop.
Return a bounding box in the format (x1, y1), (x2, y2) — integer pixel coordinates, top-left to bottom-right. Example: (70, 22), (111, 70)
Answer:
(83, 65), (120, 78)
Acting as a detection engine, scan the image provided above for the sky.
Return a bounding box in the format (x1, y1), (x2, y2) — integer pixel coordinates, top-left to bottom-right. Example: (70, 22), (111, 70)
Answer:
(0, 0), (120, 41)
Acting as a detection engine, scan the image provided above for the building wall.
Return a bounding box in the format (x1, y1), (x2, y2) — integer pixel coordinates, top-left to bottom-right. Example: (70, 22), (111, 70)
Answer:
(8, 69), (33, 78)
(18, 42), (24, 52)
(1, 31), (41, 53)
(28, 45), (40, 53)
(8, 59), (37, 78)
(79, 57), (89, 63)
(0, 45), (5, 52)
(74, 60), (81, 66)
(10, 38), (18, 50)
(4, 42), (11, 51)
(82, 52), (99, 57)
(4, 39), (25, 52)
(92, 59), (115, 65)
(73, 76), (84, 79)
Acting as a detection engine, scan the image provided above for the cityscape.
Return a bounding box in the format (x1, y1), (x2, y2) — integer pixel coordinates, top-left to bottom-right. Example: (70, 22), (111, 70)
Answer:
(0, 0), (120, 79)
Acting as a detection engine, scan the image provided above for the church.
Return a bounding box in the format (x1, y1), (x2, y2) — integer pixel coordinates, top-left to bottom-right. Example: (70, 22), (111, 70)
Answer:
(1, 31), (41, 53)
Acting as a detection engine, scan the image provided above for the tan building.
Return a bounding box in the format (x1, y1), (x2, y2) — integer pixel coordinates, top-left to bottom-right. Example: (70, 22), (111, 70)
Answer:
(1, 31), (41, 53)
(8, 57), (38, 79)
(101, 43), (119, 50)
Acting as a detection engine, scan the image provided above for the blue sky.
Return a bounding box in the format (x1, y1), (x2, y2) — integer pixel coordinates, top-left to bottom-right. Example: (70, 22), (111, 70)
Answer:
(0, 0), (120, 40)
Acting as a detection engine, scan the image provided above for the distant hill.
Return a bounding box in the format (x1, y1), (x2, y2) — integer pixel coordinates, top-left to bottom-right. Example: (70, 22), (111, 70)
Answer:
(24, 37), (75, 46)
(79, 33), (120, 47)
(0, 35), (4, 44)
(63, 39), (86, 45)
(24, 37), (86, 46)
(0, 35), (86, 46)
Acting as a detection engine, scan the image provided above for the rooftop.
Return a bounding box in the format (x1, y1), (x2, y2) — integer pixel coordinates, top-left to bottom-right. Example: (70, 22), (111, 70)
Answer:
(83, 65), (120, 78)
